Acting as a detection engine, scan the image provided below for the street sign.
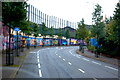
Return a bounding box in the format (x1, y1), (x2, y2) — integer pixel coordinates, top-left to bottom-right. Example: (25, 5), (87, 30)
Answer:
(14, 27), (20, 31)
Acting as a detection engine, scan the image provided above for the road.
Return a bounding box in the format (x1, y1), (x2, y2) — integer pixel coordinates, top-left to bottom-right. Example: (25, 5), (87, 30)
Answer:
(15, 46), (119, 79)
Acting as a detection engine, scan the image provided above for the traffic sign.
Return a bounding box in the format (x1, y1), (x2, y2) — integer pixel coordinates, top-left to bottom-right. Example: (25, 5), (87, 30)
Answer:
(14, 27), (20, 31)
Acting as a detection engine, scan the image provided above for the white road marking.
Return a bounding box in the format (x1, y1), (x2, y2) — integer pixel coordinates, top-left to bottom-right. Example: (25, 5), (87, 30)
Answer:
(69, 50), (72, 54)
(37, 56), (39, 59)
(38, 64), (41, 68)
(68, 62), (72, 65)
(82, 58), (89, 61)
(93, 78), (98, 80)
(105, 66), (118, 71)
(59, 56), (61, 58)
(78, 55), (81, 57)
(37, 50), (41, 53)
(92, 61), (101, 65)
(37, 53), (39, 56)
(56, 54), (58, 55)
(78, 69), (85, 73)
(29, 52), (36, 53)
(63, 59), (65, 61)
(73, 55), (75, 56)
(37, 59), (39, 62)
(39, 69), (42, 77)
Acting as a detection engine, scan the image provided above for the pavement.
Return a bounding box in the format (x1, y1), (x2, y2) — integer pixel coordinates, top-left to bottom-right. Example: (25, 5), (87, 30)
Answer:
(76, 49), (120, 67)
(1, 46), (44, 79)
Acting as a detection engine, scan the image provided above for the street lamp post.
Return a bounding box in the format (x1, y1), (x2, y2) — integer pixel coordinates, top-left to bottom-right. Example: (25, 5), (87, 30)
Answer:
(79, 38), (84, 53)
(14, 27), (20, 56)
(6, 24), (14, 65)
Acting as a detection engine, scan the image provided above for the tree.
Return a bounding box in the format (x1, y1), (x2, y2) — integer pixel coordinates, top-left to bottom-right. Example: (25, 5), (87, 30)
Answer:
(2, 2), (28, 65)
(113, 2), (120, 55)
(33, 23), (39, 47)
(92, 4), (105, 45)
(40, 22), (48, 46)
(2, 2), (28, 27)
(103, 19), (118, 56)
(57, 28), (62, 39)
(76, 18), (88, 40)
(65, 29), (70, 39)
(40, 22), (48, 38)
(23, 21), (33, 36)
(113, 2), (120, 42)
(91, 4), (106, 57)
(33, 23), (39, 38)
(49, 26), (54, 38)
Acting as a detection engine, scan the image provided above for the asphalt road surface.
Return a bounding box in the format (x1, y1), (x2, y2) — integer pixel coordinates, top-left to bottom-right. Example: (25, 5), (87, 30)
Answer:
(15, 46), (119, 79)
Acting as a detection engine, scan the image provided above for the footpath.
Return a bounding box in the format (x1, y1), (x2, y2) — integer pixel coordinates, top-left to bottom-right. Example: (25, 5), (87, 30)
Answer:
(76, 49), (120, 67)
(0, 46), (44, 79)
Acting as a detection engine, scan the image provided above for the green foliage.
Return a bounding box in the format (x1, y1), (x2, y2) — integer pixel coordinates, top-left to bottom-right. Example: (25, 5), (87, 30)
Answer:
(92, 4), (103, 24)
(40, 22), (48, 37)
(89, 2), (120, 56)
(57, 28), (62, 39)
(105, 20), (117, 42)
(91, 4), (105, 44)
(65, 29), (70, 39)
(87, 45), (96, 52)
(2, 2), (28, 27)
(76, 18), (88, 40)
(33, 23), (39, 37)
(113, 2), (120, 46)
(49, 26), (54, 37)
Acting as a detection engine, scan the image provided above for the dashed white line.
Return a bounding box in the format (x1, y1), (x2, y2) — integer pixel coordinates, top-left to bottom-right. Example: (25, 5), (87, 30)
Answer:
(105, 66), (118, 71)
(38, 69), (42, 77)
(59, 56), (61, 58)
(37, 59), (39, 62)
(38, 64), (41, 68)
(37, 54), (39, 56)
(92, 61), (101, 65)
(29, 52), (36, 53)
(37, 56), (39, 59)
(78, 69), (85, 73)
(82, 58), (90, 61)
(63, 59), (65, 61)
(68, 62), (72, 65)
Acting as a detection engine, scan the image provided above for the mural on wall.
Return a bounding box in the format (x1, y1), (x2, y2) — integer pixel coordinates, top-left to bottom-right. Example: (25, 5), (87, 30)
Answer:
(62, 40), (67, 45)
(70, 39), (77, 45)
(2, 25), (9, 50)
(30, 38), (35, 46)
(44, 39), (52, 46)
(53, 40), (58, 45)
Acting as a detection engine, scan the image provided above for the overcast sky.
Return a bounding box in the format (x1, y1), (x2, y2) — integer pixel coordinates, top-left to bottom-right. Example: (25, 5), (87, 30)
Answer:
(27, 0), (118, 25)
